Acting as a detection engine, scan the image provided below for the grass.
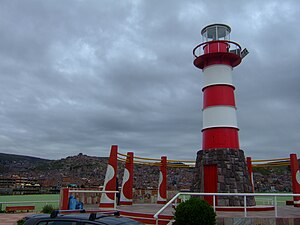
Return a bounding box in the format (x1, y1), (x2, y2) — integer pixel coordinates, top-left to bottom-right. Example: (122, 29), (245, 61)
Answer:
(0, 194), (60, 212)
(0, 193), (294, 212)
(178, 193), (293, 207)
(255, 194), (293, 206)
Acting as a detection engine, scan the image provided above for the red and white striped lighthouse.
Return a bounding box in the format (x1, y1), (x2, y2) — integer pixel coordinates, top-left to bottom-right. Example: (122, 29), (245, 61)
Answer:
(193, 23), (248, 150)
(192, 24), (254, 206)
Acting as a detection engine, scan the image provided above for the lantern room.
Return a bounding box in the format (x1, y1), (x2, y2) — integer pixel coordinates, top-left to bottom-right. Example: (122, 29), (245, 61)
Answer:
(193, 23), (248, 69)
(201, 24), (231, 42)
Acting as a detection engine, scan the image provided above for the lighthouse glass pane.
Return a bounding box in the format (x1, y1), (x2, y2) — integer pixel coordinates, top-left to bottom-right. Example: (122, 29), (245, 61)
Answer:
(202, 30), (208, 42)
(217, 26), (229, 40)
(206, 26), (217, 41)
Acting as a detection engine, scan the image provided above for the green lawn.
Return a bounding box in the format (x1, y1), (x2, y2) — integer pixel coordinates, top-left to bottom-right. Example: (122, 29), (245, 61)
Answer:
(0, 193), (294, 212)
(0, 194), (60, 212)
(255, 195), (293, 206)
(178, 193), (293, 207)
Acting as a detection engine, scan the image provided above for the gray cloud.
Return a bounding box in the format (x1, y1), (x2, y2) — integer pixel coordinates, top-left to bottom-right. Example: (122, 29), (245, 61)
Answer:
(0, 0), (299, 161)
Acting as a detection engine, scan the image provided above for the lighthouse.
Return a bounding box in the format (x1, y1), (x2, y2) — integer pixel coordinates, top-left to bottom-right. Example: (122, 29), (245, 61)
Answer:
(192, 24), (255, 206)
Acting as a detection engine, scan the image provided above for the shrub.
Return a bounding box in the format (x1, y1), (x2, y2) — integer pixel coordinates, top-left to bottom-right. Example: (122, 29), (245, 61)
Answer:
(173, 197), (216, 225)
(41, 204), (56, 214)
(17, 219), (25, 225)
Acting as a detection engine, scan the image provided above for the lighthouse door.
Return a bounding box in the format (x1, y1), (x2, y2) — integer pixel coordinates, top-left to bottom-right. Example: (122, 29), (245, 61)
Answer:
(204, 164), (218, 205)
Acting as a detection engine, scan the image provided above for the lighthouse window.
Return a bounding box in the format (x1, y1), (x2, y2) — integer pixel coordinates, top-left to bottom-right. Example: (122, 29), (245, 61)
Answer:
(207, 27), (217, 41)
(202, 30), (208, 42)
(201, 24), (231, 42)
(217, 26), (230, 40)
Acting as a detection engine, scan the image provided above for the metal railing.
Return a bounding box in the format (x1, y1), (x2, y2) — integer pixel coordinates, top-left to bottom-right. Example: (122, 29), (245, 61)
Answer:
(193, 40), (242, 58)
(153, 192), (300, 225)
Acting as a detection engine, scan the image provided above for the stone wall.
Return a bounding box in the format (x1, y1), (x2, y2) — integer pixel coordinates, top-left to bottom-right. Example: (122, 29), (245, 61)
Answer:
(192, 148), (256, 206)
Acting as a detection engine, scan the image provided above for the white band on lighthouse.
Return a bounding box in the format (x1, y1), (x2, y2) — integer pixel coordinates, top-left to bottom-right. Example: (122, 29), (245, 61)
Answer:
(203, 64), (234, 89)
(202, 105), (238, 130)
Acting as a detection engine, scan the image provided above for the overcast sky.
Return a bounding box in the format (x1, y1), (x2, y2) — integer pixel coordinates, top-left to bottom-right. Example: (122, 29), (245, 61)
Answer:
(0, 0), (299, 161)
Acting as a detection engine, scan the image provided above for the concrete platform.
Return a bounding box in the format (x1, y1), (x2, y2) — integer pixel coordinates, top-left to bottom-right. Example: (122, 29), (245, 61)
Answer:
(0, 212), (33, 225)
(101, 204), (300, 224)
(0, 204), (300, 225)
(115, 204), (300, 224)
(117, 204), (300, 218)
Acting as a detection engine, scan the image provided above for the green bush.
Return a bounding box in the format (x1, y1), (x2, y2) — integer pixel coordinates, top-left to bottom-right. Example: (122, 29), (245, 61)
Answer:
(41, 204), (57, 214)
(174, 197), (216, 225)
(17, 219), (25, 225)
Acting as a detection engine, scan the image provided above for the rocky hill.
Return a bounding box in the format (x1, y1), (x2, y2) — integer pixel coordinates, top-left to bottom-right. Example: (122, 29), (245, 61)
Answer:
(0, 152), (296, 193)
(0, 152), (110, 188)
(0, 153), (49, 175)
(0, 152), (193, 191)
(0, 153), (48, 162)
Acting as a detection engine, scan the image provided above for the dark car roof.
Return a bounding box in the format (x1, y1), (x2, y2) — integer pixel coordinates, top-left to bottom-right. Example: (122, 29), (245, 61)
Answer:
(23, 212), (143, 225)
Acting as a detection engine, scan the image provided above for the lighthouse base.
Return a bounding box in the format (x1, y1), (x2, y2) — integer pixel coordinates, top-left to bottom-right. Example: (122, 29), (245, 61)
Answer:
(192, 148), (255, 206)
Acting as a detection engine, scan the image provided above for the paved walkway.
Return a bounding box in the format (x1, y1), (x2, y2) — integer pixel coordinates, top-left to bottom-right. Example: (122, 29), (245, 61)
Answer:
(0, 212), (33, 225)
(0, 205), (299, 225)
(118, 204), (300, 218)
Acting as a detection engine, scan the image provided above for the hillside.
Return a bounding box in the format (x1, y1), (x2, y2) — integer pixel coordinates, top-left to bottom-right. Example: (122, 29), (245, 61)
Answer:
(0, 152), (110, 188)
(0, 152), (296, 193)
(0, 152), (193, 191)
(0, 153), (50, 175)
(0, 152), (49, 163)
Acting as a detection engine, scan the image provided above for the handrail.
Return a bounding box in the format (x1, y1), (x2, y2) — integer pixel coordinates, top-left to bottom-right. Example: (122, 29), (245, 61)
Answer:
(117, 152), (128, 157)
(118, 150), (291, 165)
(153, 192), (300, 224)
(153, 192), (180, 221)
(252, 158), (290, 162)
(253, 162), (290, 167)
(193, 40), (242, 58)
(133, 155), (161, 161)
(167, 159), (195, 163)
(69, 190), (118, 193)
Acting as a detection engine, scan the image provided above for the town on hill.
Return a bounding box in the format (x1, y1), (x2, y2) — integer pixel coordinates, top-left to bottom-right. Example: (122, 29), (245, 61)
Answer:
(0, 152), (294, 195)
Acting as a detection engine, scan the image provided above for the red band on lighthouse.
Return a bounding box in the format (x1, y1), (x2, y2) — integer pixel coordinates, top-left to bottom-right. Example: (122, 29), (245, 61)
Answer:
(99, 145), (118, 208)
(203, 85), (236, 108)
(157, 156), (167, 204)
(120, 152), (134, 205)
(202, 127), (239, 149)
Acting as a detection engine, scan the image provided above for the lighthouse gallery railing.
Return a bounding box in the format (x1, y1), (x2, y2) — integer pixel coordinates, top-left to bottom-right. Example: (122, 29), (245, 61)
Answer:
(193, 40), (242, 58)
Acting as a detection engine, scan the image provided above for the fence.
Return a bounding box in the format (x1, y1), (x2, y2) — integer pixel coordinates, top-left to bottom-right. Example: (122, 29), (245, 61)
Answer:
(153, 192), (300, 224)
